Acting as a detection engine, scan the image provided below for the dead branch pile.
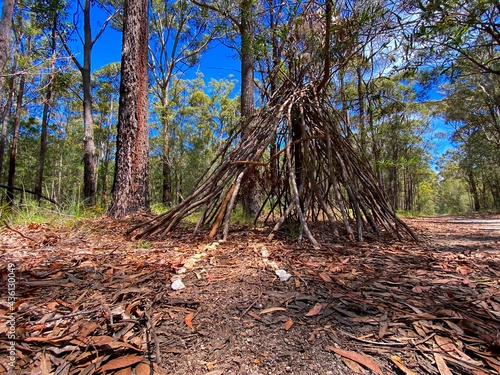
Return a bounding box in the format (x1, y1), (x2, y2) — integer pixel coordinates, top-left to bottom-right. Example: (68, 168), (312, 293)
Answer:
(130, 82), (417, 245)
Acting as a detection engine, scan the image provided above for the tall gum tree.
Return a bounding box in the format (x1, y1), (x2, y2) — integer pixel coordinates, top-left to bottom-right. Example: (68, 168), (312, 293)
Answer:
(0, 0), (14, 77)
(149, 0), (213, 206)
(107, 0), (150, 218)
(192, 0), (260, 216)
(58, 0), (118, 206)
(0, 0), (15, 183)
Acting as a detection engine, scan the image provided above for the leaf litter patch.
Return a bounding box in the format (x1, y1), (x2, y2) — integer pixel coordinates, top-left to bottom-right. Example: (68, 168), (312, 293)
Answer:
(0, 215), (499, 374)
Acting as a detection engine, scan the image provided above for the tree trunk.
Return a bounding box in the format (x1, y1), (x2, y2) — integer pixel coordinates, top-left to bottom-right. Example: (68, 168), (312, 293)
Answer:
(101, 97), (115, 206)
(35, 17), (57, 202)
(468, 170), (481, 211)
(239, 0), (259, 217)
(356, 66), (367, 154)
(161, 91), (172, 206)
(7, 75), (25, 206)
(0, 0), (14, 76)
(0, 0), (14, 185)
(81, 0), (97, 206)
(0, 74), (14, 184)
(108, 0), (150, 218)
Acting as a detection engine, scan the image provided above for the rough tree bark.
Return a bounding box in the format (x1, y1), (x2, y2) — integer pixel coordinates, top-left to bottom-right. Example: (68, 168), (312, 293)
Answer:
(35, 16), (57, 203)
(0, 74), (14, 184)
(107, 0), (150, 218)
(239, 0), (260, 217)
(0, 0), (14, 184)
(0, 0), (14, 76)
(81, 0), (97, 206)
(7, 75), (25, 206)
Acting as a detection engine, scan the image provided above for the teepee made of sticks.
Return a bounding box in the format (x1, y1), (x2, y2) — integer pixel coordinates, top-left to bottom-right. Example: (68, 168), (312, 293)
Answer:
(129, 81), (417, 246)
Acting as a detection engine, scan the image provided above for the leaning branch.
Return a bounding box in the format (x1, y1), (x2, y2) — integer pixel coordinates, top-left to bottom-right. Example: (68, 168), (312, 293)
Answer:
(0, 185), (59, 206)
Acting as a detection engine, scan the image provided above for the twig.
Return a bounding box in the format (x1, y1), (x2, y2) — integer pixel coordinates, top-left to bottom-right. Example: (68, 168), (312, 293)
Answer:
(239, 291), (263, 320)
(45, 308), (101, 322)
(340, 330), (407, 347)
(3, 221), (37, 242)
(145, 303), (162, 365)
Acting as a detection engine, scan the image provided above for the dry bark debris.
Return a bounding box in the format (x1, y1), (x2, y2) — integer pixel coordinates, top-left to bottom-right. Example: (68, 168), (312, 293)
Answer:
(0, 215), (498, 374)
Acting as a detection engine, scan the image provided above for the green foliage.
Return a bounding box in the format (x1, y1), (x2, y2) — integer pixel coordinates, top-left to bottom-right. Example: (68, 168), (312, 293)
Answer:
(149, 74), (238, 203)
(0, 198), (97, 227)
(136, 240), (152, 249)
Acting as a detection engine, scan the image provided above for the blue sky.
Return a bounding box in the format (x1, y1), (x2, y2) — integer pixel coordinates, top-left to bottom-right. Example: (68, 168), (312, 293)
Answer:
(90, 14), (239, 81)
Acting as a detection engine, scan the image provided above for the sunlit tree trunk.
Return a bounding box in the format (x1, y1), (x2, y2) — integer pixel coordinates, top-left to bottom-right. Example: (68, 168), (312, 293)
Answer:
(100, 97), (115, 207)
(161, 93), (172, 206)
(467, 170), (481, 211)
(0, 0), (14, 185)
(0, 0), (14, 76)
(0, 74), (14, 184)
(240, 0), (259, 217)
(108, 0), (150, 218)
(35, 16), (57, 202)
(81, 0), (97, 206)
(7, 75), (25, 206)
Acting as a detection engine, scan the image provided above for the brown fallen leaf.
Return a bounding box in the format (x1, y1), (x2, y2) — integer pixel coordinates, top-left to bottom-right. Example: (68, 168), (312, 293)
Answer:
(115, 367), (132, 375)
(185, 312), (194, 331)
(434, 352), (453, 375)
(318, 272), (332, 283)
(472, 370), (492, 375)
(390, 355), (417, 375)
(135, 362), (152, 375)
(259, 306), (287, 314)
(305, 303), (322, 317)
(342, 357), (365, 373)
(79, 321), (99, 337)
(284, 317), (294, 331)
(100, 355), (143, 372)
(378, 310), (388, 339)
(294, 277), (301, 287)
(247, 311), (261, 320)
(326, 346), (383, 375)
(40, 352), (51, 375)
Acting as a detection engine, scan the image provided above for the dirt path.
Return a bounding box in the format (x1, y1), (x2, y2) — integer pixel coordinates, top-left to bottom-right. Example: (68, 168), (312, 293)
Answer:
(408, 215), (500, 251)
(0, 215), (499, 374)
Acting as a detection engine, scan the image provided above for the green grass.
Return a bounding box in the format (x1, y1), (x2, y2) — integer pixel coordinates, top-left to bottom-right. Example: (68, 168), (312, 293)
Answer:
(0, 199), (98, 227)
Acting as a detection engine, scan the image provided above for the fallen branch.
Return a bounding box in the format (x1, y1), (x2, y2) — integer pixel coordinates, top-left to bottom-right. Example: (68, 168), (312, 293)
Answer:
(0, 185), (59, 206)
(3, 220), (37, 242)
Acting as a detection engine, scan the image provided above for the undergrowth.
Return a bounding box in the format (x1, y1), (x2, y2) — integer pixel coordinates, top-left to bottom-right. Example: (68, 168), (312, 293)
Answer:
(0, 199), (99, 227)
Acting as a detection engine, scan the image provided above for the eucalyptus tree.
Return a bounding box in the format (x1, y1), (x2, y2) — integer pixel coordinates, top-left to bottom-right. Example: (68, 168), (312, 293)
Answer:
(30, 0), (68, 202)
(407, 0), (500, 76)
(5, 5), (34, 205)
(47, 69), (85, 204)
(108, 0), (150, 218)
(191, 0), (260, 216)
(366, 73), (434, 211)
(0, 0), (14, 78)
(158, 74), (238, 202)
(149, 0), (214, 206)
(441, 67), (500, 210)
(56, 0), (120, 206)
(0, 0), (15, 186)
(93, 62), (120, 206)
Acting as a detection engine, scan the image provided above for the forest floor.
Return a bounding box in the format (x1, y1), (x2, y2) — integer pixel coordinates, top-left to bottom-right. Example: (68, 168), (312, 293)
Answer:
(0, 214), (499, 375)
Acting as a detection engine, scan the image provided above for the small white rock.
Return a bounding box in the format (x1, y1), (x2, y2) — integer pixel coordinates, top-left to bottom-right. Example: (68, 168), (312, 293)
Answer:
(171, 279), (186, 290)
(275, 269), (292, 281)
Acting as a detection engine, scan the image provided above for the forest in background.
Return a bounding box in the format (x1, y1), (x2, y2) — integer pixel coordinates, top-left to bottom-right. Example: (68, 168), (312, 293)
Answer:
(0, 0), (499, 222)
